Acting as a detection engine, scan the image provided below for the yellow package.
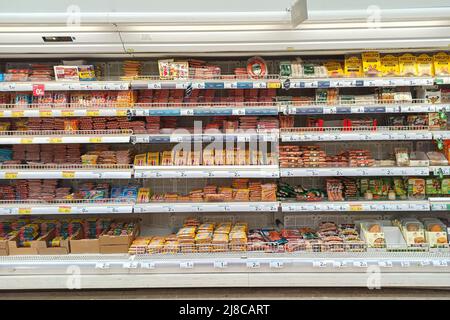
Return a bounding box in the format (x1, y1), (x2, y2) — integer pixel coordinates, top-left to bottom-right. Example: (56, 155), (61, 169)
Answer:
(344, 55), (363, 77)
(324, 61), (344, 78)
(381, 55), (399, 77)
(433, 52), (450, 76)
(133, 153), (147, 166)
(416, 54), (434, 77)
(147, 152), (161, 166)
(398, 53), (417, 76)
(362, 52), (381, 77)
(137, 188), (150, 203)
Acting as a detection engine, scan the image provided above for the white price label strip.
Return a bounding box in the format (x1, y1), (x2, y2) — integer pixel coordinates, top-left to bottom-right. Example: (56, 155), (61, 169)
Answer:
(333, 261), (347, 268)
(95, 263), (110, 269)
(401, 261), (410, 268)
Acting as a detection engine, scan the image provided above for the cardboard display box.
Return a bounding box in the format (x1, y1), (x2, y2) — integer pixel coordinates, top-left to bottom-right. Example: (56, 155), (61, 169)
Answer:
(0, 238), (9, 256)
(69, 229), (101, 254)
(8, 229), (70, 255)
(98, 222), (140, 254)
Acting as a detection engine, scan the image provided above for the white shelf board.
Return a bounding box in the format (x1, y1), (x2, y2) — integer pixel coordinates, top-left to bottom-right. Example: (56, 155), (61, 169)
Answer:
(280, 167), (430, 177)
(281, 200), (430, 212)
(134, 202), (279, 213)
(134, 165), (280, 178)
(0, 81), (130, 92)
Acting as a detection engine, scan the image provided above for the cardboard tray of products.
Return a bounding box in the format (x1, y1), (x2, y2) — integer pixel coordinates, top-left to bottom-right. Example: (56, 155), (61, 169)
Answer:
(8, 229), (70, 255)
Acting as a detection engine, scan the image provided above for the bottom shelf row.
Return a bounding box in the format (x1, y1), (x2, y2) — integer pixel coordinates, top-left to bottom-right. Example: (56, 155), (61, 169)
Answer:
(1, 215), (449, 256)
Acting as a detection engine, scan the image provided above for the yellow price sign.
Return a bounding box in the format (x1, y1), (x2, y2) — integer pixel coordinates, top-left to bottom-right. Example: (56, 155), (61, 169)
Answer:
(116, 110), (127, 116)
(58, 206), (72, 213)
(349, 205), (363, 211)
(0, 111), (4, 117)
(87, 110), (100, 117)
(5, 172), (18, 179)
(61, 110), (75, 117)
(62, 171), (75, 178)
(49, 137), (62, 143)
(12, 111), (24, 117)
(18, 208), (31, 214)
(39, 110), (53, 117)
(20, 138), (33, 144)
(267, 82), (281, 89)
(89, 137), (102, 143)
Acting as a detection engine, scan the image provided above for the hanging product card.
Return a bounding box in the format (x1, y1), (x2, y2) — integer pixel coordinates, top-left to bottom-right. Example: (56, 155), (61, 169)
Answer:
(32, 84), (45, 97)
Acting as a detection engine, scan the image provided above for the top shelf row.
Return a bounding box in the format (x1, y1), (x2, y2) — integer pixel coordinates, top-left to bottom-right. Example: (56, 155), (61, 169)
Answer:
(0, 77), (448, 92)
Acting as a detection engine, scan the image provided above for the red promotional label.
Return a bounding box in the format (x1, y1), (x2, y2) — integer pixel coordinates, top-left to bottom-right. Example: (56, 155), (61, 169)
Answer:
(32, 84), (45, 96)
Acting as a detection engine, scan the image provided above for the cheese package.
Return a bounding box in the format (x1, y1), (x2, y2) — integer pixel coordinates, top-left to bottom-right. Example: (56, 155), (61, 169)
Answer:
(433, 52), (450, 76)
(133, 153), (147, 166)
(416, 54), (434, 77)
(398, 53), (417, 76)
(381, 55), (399, 77)
(362, 52), (381, 77)
(324, 61), (344, 78)
(344, 55), (363, 77)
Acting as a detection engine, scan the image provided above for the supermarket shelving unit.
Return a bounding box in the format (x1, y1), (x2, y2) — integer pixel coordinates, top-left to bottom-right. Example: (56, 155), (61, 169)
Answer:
(0, 73), (450, 289)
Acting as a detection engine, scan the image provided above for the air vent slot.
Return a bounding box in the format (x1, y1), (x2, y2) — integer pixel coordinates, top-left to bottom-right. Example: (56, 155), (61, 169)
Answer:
(42, 36), (74, 42)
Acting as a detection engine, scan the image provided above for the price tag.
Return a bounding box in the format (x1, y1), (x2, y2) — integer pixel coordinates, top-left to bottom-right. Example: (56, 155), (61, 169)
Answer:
(149, 82), (162, 89)
(214, 261), (228, 269)
(354, 261), (368, 268)
(420, 260), (430, 266)
(180, 261), (194, 269)
(95, 263), (110, 269)
(379, 261), (393, 268)
(349, 204), (363, 211)
(87, 110), (100, 117)
(141, 262), (156, 269)
(232, 108), (245, 115)
(32, 84), (45, 97)
(18, 208), (31, 215)
(62, 171), (75, 178)
(39, 110), (53, 117)
(401, 261), (410, 268)
(432, 260), (448, 267)
(20, 138), (33, 144)
(116, 110), (127, 116)
(61, 110), (75, 117)
(180, 109), (194, 116)
(267, 82), (281, 89)
(58, 206), (72, 213)
(313, 261), (327, 268)
(123, 262), (138, 269)
(12, 111), (24, 117)
(89, 137), (102, 143)
(49, 137), (62, 143)
(269, 261), (283, 269)
(333, 261), (347, 268)
(5, 172), (18, 179)
(246, 261), (260, 268)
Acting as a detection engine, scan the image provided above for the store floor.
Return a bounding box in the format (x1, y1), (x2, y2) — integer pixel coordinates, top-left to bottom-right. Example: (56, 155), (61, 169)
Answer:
(1, 288), (450, 299)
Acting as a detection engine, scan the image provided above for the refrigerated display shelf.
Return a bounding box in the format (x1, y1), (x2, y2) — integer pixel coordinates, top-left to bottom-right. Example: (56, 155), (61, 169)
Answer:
(281, 200), (431, 212)
(132, 131), (279, 143)
(0, 199), (134, 215)
(280, 166), (430, 177)
(134, 202), (279, 213)
(0, 81), (130, 92)
(0, 252), (449, 289)
(280, 126), (433, 141)
(0, 105), (128, 118)
(0, 164), (133, 179)
(0, 129), (132, 144)
(1, 199), (450, 215)
(134, 165), (280, 179)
